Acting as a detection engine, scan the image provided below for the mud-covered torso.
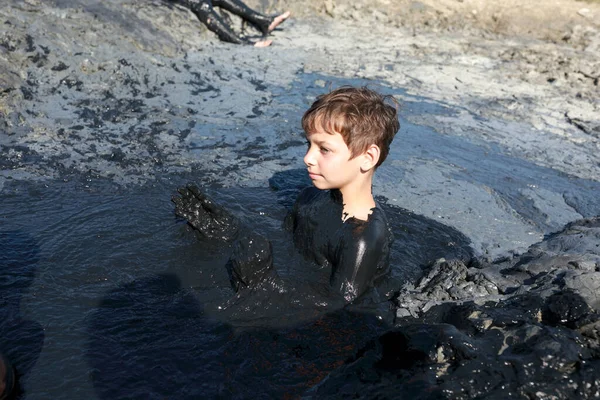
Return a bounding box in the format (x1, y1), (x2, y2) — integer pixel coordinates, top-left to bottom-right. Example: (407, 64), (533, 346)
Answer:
(286, 187), (393, 301)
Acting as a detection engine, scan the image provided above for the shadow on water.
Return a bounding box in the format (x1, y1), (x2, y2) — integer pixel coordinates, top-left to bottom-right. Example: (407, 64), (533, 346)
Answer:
(0, 231), (45, 399)
(86, 273), (388, 399)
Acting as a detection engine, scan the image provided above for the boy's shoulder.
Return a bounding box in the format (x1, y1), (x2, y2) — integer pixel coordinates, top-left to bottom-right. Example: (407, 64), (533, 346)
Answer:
(296, 186), (325, 205)
(346, 205), (393, 244)
(295, 187), (391, 229)
(369, 206), (394, 243)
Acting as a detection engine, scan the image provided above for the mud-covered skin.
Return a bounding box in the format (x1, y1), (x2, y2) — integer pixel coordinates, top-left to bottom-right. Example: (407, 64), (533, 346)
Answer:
(172, 184), (240, 241)
(287, 187), (394, 302)
(173, 184), (275, 291)
(170, 0), (275, 44)
(226, 232), (274, 291)
(173, 184), (393, 302)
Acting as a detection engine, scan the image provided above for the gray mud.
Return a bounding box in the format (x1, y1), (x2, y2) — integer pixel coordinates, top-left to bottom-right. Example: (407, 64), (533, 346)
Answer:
(1, 0), (600, 399)
(2, 0), (598, 258)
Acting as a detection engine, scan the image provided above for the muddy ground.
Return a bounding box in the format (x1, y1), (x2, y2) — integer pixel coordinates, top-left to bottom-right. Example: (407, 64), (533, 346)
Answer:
(1, 0), (599, 261)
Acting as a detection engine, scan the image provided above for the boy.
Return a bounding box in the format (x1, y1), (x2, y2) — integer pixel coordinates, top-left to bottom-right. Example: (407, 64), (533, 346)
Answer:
(173, 86), (400, 302)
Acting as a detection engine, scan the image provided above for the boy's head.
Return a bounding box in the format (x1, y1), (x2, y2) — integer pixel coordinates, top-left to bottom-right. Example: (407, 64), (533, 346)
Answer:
(302, 86), (400, 168)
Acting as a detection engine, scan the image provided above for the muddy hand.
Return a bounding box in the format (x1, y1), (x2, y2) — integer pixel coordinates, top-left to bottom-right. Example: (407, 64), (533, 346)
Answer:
(172, 184), (239, 241)
(226, 232), (274, 291)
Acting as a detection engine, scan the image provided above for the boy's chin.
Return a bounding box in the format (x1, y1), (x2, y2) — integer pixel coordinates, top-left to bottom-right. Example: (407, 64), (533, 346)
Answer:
(311, 181), (333, 190)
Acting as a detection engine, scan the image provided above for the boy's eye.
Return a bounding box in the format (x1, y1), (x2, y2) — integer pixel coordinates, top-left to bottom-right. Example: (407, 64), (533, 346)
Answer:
(319, 147), (330, 154)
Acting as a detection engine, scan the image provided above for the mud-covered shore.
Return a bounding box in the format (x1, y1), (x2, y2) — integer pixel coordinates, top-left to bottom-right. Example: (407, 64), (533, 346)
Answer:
(1, 0), (600, 398)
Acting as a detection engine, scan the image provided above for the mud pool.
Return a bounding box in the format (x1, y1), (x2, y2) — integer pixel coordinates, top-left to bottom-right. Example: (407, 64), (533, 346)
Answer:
(2, 1), (600, 397)
(2, 70), (600, 398)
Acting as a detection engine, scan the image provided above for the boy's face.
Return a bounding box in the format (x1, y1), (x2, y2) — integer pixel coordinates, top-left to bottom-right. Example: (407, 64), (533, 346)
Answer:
(304, 129), (365, 192)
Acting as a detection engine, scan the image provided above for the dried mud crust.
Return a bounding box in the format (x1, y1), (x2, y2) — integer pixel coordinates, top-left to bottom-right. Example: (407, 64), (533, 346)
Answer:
(286, 0), (600, 99)
(284, 0), (600, 44)
(278, 0), (600, 114)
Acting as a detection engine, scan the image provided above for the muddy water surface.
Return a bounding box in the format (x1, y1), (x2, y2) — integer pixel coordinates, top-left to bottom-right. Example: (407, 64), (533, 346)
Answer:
(2, 59), (600, 400)
(2, 173), (469, 398)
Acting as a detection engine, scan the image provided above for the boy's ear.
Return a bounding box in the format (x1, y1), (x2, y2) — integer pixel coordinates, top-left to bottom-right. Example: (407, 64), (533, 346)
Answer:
(361, 144), (380, 172)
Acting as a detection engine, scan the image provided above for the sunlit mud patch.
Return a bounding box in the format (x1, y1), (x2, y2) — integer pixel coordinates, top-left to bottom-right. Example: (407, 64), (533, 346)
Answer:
(1, 49), (282, 185)
(0, 12), (299, 187)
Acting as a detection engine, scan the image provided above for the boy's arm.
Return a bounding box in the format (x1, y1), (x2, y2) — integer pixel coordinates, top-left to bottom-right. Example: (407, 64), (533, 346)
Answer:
(172, 184), (276, 291)
(283, 186), (319, 232)
(172, 184), (240, 241)
(330, 221), (390, 302)
(226, 232), (274, 291)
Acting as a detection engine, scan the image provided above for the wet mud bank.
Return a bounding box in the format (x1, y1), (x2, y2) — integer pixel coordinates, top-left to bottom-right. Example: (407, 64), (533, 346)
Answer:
(1, 0), (600, 398)
(310, 218), (600, 399)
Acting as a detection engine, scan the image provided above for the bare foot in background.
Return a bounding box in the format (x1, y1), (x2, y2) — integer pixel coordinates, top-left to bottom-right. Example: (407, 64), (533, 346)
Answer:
(254, 39), (273, 47)
(268, 11), (291, 32)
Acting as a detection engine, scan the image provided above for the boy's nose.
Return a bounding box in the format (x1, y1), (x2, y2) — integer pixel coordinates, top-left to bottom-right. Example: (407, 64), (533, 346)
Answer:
(304, 148), (315, 166)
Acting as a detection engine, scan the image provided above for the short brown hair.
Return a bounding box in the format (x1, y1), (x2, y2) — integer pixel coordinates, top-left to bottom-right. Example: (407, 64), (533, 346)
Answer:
(301, 86), (400, 168)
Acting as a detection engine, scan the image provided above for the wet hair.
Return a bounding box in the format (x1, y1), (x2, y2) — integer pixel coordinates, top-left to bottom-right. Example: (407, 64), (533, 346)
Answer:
(301, 86), (400, 168)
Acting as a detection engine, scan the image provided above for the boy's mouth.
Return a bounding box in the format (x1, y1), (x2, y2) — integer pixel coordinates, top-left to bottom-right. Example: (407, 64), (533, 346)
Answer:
(307, 171), (321, 179)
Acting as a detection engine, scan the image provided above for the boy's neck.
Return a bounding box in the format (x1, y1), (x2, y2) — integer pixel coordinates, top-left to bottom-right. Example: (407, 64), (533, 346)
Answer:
(338, 176), (376, 222)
